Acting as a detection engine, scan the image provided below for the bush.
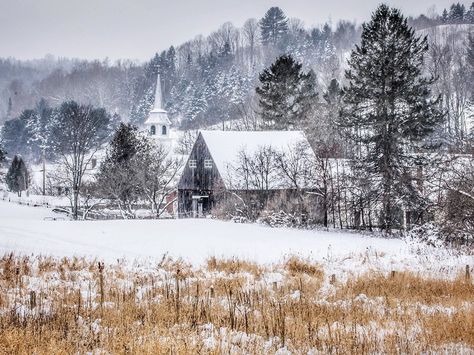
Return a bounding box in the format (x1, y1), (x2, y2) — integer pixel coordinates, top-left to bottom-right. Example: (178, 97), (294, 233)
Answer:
(406, 223), (474, 249)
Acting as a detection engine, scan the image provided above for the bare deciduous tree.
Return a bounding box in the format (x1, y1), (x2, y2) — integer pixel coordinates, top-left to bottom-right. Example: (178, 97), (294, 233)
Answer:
(134, 142), (183, 217)
(52, 101), (110, 219)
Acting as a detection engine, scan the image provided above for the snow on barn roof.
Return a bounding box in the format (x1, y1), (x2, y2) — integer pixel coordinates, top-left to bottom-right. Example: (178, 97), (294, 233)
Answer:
(199, 130), (316, 189)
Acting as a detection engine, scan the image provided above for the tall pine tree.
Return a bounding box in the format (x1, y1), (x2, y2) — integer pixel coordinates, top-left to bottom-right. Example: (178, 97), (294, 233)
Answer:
(339, 4), (444, 232)
(449, 3), (466, 23)
(260, 7), (289, 47)
(256, 55), (317, 130)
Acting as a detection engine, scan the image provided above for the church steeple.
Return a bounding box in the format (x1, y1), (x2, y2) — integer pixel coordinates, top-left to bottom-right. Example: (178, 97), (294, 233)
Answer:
(144, 73), (172, 146)
(153, 74), (163, 110)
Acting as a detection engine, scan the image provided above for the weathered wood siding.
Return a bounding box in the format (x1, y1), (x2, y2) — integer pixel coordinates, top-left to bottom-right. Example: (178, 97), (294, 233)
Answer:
(177, 132), (224, 217)
(177, 132), (224, 191)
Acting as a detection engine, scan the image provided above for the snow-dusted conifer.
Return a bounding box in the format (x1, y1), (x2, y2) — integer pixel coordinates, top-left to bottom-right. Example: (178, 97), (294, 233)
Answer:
(26, 99), (54, 160)
(339, 4), (444, 232)
(441, 9), (449, 23)
(96, 123), (144, 217)
(260, 7), (289, 46)
(256, 54), (317, 130)
(6, 155), (29, 197)
(449, 3), (466, 23)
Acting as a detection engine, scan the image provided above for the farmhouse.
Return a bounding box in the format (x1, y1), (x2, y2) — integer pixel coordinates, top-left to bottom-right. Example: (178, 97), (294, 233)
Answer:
(177, 130), (318, 218)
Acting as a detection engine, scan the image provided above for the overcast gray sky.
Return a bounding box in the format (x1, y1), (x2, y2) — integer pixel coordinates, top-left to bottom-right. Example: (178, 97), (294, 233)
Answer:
(0, 0), (458, 62)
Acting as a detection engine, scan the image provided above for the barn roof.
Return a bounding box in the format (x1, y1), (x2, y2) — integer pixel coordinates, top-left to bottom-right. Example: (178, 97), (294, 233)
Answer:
(199, 130), (316, 189)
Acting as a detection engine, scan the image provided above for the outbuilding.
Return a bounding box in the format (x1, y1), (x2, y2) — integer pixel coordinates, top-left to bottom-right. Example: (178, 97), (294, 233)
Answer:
(177, 130), (317, 218)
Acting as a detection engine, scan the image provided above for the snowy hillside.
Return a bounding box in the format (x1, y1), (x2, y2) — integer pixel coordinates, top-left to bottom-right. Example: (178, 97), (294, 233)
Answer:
(418, 23), (474, 46)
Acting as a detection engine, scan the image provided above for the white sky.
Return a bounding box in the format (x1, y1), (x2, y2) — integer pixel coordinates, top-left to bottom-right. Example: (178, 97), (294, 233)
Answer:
(0, 0), (458, 62)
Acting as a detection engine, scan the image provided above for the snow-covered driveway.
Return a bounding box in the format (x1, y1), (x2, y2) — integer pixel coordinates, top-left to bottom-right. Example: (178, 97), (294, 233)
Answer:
(0, 200), (471, 276)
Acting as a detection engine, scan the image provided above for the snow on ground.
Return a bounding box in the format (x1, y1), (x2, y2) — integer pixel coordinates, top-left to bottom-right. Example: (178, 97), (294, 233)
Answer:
(0, 200), (472, 278)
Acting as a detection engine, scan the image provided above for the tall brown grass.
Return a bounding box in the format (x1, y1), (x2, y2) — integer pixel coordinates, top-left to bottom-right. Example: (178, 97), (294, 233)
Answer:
(0, 253), (472, 354)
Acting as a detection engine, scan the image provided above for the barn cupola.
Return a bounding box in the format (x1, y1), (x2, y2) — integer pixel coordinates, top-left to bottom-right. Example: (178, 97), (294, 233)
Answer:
(144, 73), (172, 146)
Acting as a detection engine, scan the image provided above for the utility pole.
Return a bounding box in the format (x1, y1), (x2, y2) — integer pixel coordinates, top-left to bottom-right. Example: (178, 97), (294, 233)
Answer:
(42, 147), (46, 196)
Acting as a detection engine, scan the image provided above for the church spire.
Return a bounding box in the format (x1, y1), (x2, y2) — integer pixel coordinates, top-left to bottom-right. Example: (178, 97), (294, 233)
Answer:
(153, 73), (163, 110)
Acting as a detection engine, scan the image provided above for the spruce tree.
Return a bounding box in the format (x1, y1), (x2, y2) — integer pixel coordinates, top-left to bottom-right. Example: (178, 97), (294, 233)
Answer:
(260, 7), (289, 46)
(441, 9), (449, 23)
(449, 3), (466, 23)
(1, 109), (35, 158)
(96, 123), (145, 215)
(339, 4), (444, 232)
(103, 123), (143, 164)
(256, 54), (317, 130)
(6, 155), (29, 197)
(466, 3), (474, 23)
(27, 99), (54, 160)
(0, 145), (5, 165)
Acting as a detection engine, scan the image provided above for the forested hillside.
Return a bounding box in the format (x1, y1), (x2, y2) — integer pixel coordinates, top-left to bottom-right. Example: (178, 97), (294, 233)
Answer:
(1, 3), (474, 146)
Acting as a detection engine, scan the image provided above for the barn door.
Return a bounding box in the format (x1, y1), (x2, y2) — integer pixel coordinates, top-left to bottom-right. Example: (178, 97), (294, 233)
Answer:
(192, 199), (198, 218)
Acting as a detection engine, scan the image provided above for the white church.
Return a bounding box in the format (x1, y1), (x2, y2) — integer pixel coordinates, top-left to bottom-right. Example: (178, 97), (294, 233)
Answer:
(144, 74), (173, 149)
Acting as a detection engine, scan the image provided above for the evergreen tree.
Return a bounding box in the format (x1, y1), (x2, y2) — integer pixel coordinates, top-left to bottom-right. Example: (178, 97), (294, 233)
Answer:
(1, 109), (35, 158)
(260, 7), (289, 46)
(466, 2), (474, 23)
(449, 3), (466, 23)
(96, 123), (145, 216)
(103, 123), (143, 164)
(256, 55), (317, 129)
(6, 155), (29, 197)
(27, 99), (55, 160)
(130, 54), (160, 125)
(441, 9), (449, 23)
(339, 5), (444, 232)
(0, 145), (5, 165)
(181, 82), (207, 127)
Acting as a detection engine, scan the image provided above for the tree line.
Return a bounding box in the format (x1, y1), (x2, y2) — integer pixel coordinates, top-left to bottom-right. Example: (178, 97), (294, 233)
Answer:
(2, 5), (473, 151)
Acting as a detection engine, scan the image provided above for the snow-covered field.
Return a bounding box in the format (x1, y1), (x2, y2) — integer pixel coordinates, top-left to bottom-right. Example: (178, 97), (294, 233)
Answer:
(0, 200), (472, 278)
(1, 200), (473, 353)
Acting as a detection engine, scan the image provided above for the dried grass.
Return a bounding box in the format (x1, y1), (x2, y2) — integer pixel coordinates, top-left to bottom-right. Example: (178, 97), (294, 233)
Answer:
(0, 254), (472, 354)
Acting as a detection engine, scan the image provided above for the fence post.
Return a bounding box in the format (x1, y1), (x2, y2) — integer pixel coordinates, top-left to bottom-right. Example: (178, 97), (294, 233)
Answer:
(98, 262), (105, 315)
(29, 291), (36, 310)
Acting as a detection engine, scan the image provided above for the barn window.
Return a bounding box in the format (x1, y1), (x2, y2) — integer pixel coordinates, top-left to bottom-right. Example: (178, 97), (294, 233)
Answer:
(204, 159), (213, 169)
(150, 125), (156, 135)
(162, 125), (167, 135)
(189, 159), (197, 168)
